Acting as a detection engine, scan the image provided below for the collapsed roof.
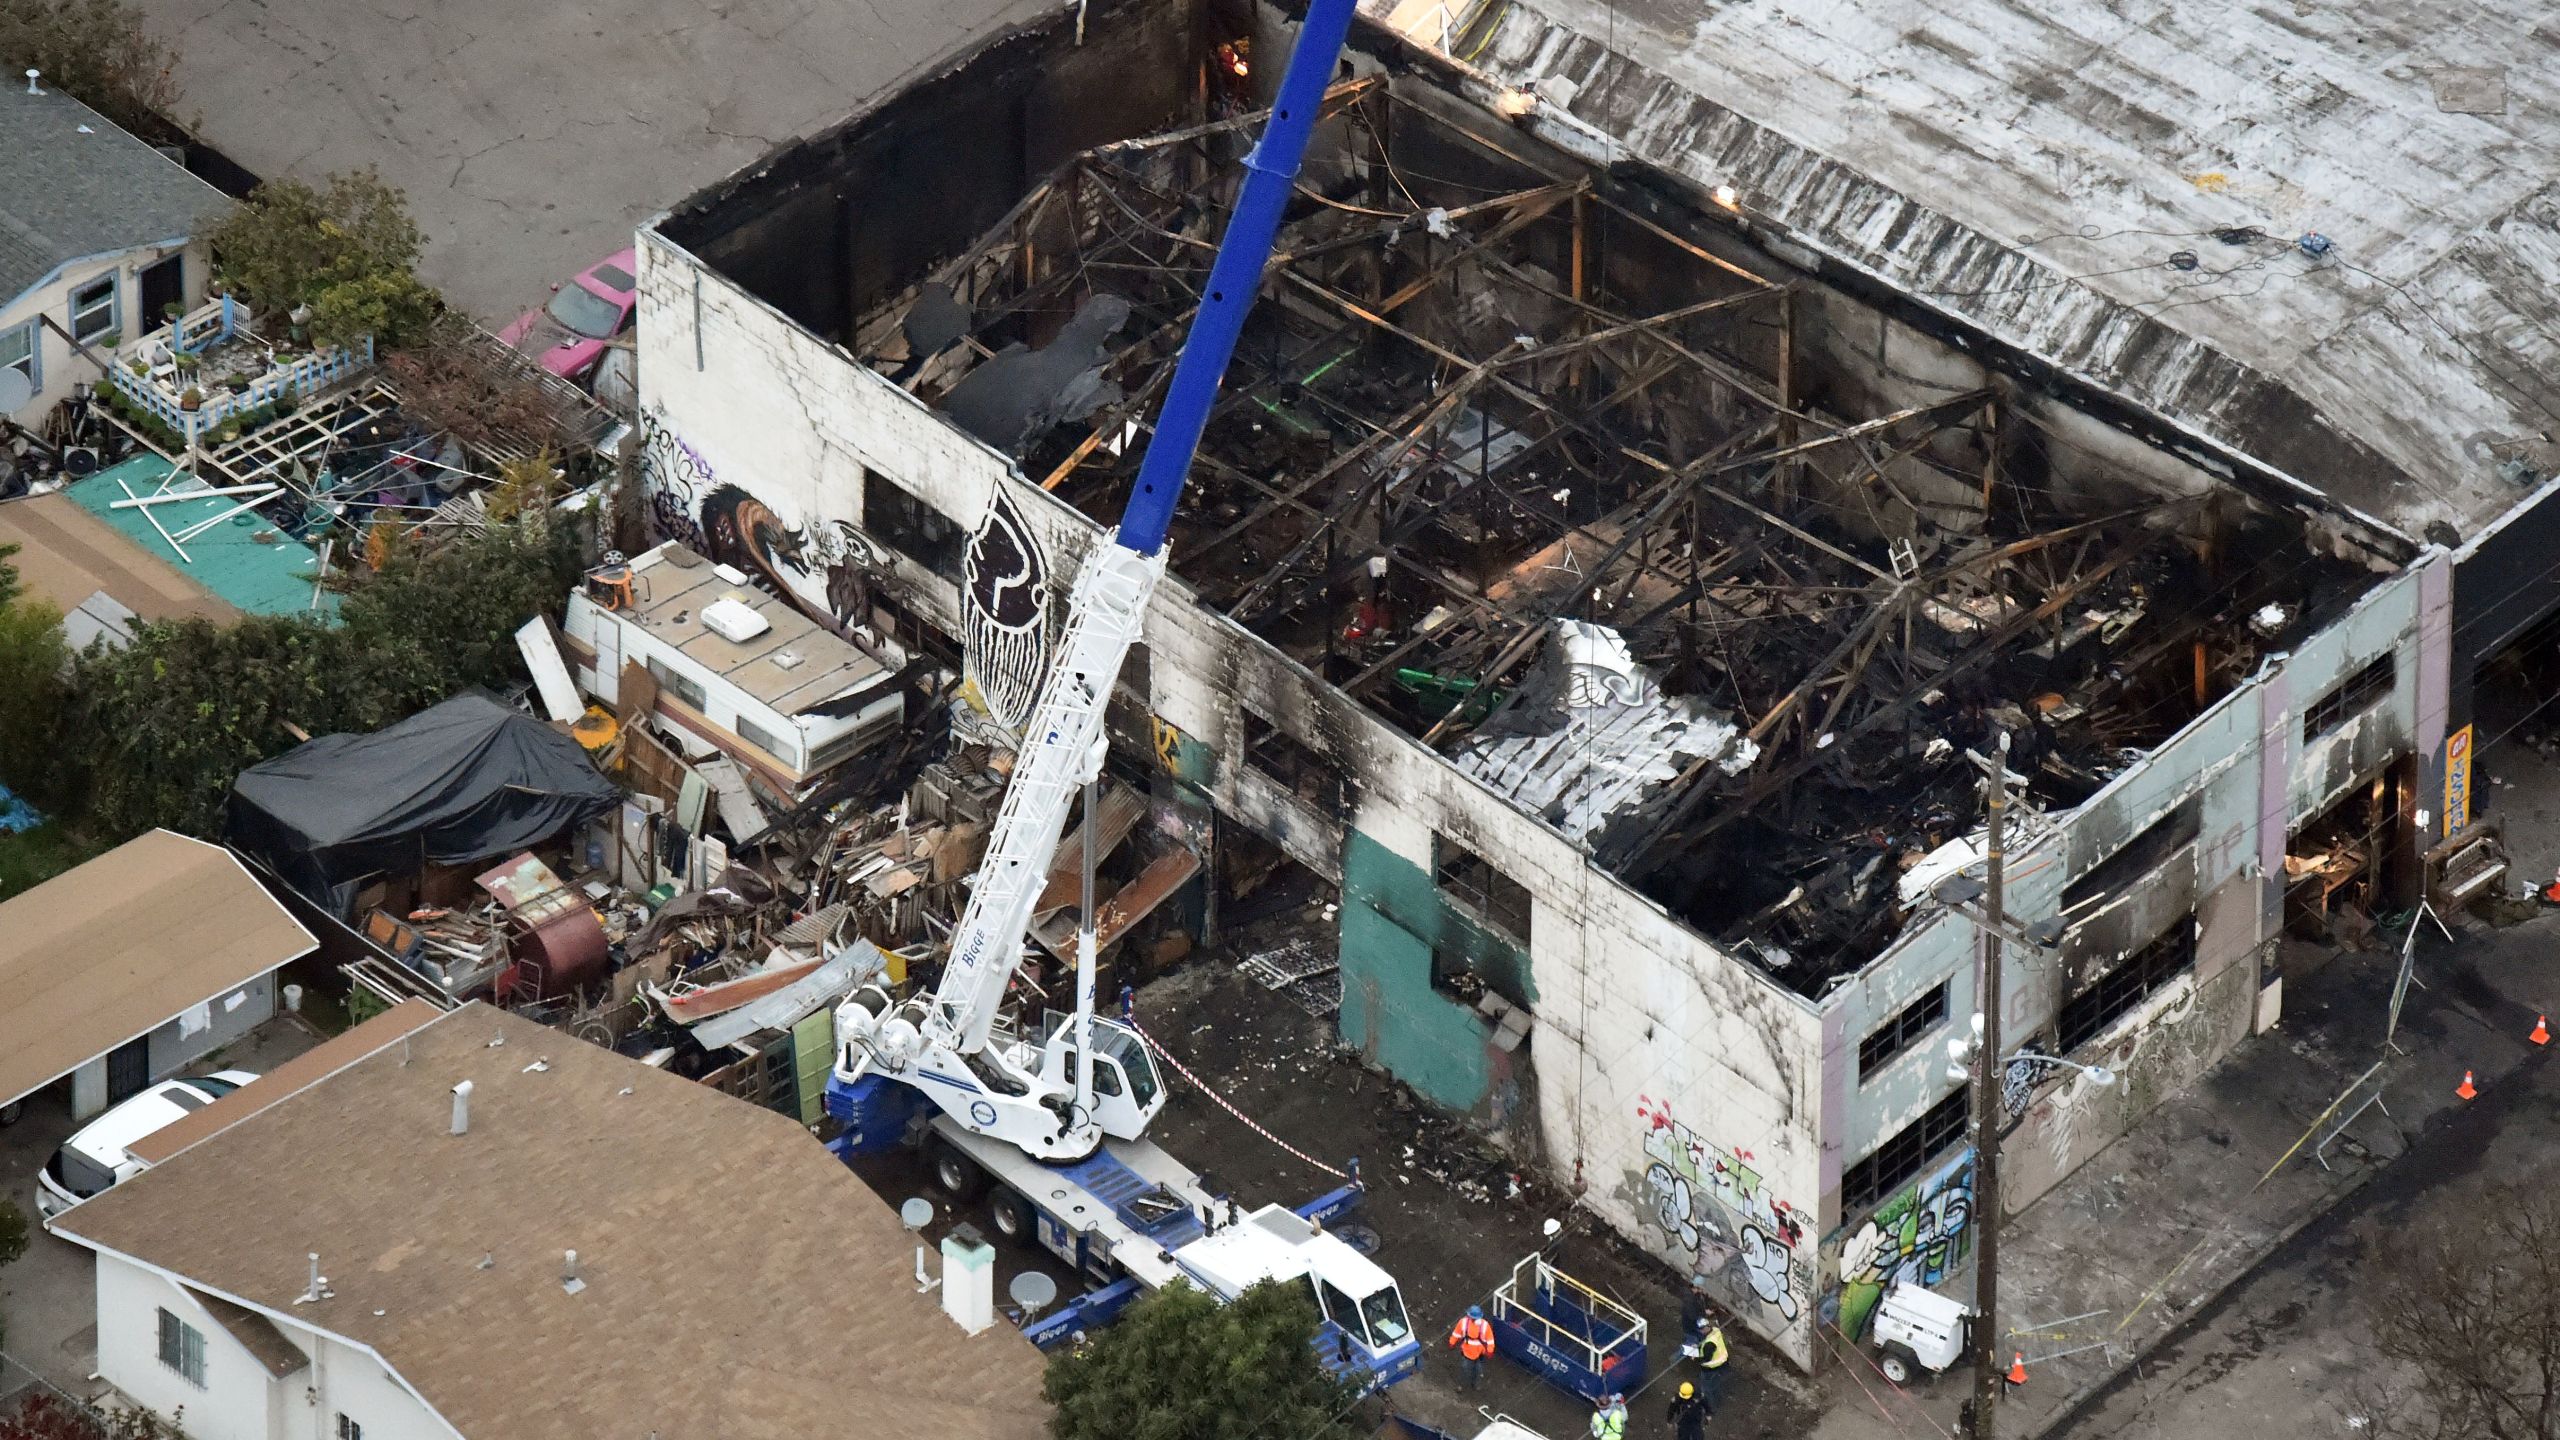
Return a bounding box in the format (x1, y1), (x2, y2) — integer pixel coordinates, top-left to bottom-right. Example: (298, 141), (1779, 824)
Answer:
(653, 6), (2390, 994)
(842, 74), (2377, 992)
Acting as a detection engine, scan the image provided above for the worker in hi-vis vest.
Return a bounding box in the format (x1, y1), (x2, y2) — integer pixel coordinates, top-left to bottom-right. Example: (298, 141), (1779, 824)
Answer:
(1448, 1306), (1494, 1389)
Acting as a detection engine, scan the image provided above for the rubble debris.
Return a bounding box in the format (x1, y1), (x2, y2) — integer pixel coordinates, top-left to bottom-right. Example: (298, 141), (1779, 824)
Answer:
(853, 82), (2376, 994)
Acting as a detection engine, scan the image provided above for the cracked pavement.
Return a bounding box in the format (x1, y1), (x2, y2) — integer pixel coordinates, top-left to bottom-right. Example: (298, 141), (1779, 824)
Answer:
(137, 0), (1055, 319)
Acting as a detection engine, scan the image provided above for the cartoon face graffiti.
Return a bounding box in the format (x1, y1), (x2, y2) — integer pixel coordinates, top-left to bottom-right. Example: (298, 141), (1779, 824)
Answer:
(1832, 1149), (1975, 1339)
(701, 484), (810, 583)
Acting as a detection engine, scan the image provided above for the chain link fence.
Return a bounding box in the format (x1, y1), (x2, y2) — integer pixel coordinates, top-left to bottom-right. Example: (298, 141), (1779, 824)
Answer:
(0, 1351), (115, 1439)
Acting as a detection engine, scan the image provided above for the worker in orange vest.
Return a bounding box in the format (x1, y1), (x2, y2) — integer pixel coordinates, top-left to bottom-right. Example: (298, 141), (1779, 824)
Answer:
(1449, 1306), (1495, 1389)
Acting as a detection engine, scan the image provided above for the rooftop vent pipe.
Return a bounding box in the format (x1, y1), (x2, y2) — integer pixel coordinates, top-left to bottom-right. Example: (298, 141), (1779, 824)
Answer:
(451, 1080), (473, 1136)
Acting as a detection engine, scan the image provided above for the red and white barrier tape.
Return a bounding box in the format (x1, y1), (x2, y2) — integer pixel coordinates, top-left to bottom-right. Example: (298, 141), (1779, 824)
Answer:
(1127, 1016), (1348, 1180)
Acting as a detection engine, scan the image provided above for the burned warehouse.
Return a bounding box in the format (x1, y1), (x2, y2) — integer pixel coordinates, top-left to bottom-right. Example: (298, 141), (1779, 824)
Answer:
(629, 0), (2499, 1368)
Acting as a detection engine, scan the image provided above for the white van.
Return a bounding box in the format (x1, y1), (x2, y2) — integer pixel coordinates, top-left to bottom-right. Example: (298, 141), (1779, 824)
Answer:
(34, 1071), (257, 1220)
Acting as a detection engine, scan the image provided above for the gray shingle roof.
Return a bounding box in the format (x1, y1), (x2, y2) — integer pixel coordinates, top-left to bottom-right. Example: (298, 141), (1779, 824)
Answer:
(0, 86), (229, 307)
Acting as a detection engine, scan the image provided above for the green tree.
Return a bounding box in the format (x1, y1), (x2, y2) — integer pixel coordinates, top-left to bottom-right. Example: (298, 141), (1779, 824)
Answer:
(0, 539), (19, 606)
(305, 266), (441, 351)
(0, 591), (71, 810)
(68, 517), (580, 838)
(1046, 1282), (1367, 1440)
(340, 515), (581, 700)
(206, 169), (437, 335)
(0, 0), (181, 137)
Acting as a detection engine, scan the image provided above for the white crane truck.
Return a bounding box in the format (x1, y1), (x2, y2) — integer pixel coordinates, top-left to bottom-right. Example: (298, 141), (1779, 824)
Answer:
(821, 0), (1420, 1388)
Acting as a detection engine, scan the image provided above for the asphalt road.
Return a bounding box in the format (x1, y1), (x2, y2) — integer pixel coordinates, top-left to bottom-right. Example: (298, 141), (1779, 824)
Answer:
(137, 0), (1053, 321)
(2049, 1019), (2559, 1438)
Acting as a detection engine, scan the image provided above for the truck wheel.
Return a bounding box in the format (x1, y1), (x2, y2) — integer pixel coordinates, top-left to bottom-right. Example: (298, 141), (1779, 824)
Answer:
(931, 1140), (987, 1200)
(989, 1187), (1033, 1243)
(1878, 1343), (1920, 1386)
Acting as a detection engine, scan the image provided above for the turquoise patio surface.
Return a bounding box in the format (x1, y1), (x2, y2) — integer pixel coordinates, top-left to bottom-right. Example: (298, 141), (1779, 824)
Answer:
(66, 455), (338, 619)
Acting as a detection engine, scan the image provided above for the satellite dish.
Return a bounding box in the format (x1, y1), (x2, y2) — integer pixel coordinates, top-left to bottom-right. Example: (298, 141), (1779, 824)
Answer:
(900, 1197), (936, 1231)
(0, 367), (32, 414)
(1009, 1271), (1059, 1316)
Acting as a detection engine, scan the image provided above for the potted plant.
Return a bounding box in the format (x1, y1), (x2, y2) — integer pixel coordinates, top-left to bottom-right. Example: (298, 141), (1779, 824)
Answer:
(160, 300), (184, 322)
(97, 331), (119, 351)
(179, 386), (202, 411)
(214, 423), (240, 445)
(125, 355), (147, 378)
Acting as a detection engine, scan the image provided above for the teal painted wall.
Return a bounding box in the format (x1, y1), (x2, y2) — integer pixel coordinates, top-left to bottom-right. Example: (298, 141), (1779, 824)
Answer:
(1337, 828), (1534, 1113)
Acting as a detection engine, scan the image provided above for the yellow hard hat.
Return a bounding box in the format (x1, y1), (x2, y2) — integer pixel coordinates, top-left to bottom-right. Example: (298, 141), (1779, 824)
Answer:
(1679, 1382), (1694, 1399)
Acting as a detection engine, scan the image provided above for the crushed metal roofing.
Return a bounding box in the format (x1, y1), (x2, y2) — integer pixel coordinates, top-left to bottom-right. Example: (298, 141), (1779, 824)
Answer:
(55, 1002), (1051, 1440)
(1453, 621), (1757, 844)
(0, 87), (228, 309)
(1417, 0), (2560, 541)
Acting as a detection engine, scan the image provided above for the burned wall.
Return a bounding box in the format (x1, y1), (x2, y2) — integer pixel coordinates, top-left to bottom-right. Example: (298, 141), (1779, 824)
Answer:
(655, 0), (1203, 343)
(637, 208), (1833, 1367)
(1813, 555), (2438, 1338)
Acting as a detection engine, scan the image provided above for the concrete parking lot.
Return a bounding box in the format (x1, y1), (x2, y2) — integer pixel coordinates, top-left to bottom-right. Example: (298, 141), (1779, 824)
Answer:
(138, 0), (1054, 320)
(0, 1017), (324, 1395)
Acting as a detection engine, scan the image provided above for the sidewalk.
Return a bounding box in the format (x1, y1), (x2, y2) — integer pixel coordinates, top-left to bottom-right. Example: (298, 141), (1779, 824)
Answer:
(1797, 902), (2560, 1440)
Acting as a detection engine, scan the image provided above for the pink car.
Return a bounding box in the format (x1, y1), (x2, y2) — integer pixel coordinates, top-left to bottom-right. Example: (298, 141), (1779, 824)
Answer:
(498, 249), (638, 382)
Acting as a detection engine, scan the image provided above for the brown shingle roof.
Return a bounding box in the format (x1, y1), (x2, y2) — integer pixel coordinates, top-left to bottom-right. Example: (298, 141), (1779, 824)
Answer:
(126, 1000), (447, 1166)
(58, 1003), (1051, 1440)
(0, 830), (315, 1108)
(186, 1287), (308, 1378)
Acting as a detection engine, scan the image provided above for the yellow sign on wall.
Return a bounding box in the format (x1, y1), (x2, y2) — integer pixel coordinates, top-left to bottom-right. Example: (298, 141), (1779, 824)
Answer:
(2445, 723), (2474, 837)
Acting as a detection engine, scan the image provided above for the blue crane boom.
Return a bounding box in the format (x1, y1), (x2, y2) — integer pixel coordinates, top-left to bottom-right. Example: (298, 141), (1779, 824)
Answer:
(833, 0), (1363, 1165)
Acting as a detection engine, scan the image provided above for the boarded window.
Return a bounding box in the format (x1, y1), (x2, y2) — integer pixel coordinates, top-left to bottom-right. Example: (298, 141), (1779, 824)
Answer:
(1858, 981), (1949, 1083)
(863, 471), (963, 580)
(1243, 709), (1347, 814)
(1434, 836), (1531, 942)
(1843, 1088), (1969, 1214)
(2304, 653), (2395, 741)
(2058, 922), (2198, 1052)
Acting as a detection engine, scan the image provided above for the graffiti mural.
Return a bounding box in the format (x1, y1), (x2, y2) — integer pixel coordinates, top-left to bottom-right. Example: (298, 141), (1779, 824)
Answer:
(639, 408), (712, 552)
(1634, 1095), (1810, 1326)
(962, 487), (1051, 733)
(636, 408), (882, 633)
(1832, 1147), (1975, 1340)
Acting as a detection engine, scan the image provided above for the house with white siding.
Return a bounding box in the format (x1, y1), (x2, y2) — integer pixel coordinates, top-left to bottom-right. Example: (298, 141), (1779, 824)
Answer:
(0, 80), (227, 423)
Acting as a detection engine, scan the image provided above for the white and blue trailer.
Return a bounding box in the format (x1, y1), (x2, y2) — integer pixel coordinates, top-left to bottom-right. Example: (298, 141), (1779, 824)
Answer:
(828, 1070), (1422, 1389)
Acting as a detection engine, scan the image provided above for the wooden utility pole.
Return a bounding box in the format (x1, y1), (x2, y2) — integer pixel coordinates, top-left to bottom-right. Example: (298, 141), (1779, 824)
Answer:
(1968, 731), (2012, 1438)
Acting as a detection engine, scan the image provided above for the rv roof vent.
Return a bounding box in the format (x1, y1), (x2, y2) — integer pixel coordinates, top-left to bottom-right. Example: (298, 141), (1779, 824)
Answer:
(711, 563), (750, 584)
(702, 598), (771, 644)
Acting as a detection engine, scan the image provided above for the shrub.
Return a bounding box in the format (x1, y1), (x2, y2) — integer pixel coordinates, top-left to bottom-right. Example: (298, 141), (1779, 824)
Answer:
(0, 0), (181, 137)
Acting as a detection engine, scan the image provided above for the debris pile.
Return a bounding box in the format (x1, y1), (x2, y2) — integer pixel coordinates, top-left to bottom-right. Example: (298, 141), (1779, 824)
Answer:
(860, 79), (2384, 993)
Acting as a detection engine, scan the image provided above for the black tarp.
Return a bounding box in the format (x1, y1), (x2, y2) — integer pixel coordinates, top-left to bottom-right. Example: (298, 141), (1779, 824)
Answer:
(225, 692), (620, 916)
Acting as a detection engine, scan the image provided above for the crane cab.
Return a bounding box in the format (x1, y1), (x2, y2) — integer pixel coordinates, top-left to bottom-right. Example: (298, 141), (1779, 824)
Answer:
(1034, 1012), (1165, 1140)
(1173, 1203), (1422, 1388)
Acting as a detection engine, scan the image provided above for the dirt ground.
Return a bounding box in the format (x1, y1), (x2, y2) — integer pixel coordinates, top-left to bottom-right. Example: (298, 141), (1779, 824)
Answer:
(833, 895), (1827, 1438)
(1129, 904), (1830, 1440)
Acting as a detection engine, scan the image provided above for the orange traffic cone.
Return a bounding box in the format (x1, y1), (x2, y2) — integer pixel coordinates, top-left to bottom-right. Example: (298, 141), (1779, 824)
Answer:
(2457, 1070), (2479, 1101)
(2534, 1016), (2551, 1047)
(2006, 1353), (2029, 1386)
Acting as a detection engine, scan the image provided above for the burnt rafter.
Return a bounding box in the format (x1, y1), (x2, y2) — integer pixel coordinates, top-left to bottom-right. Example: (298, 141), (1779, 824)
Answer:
(856, 75), (2375, 994)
